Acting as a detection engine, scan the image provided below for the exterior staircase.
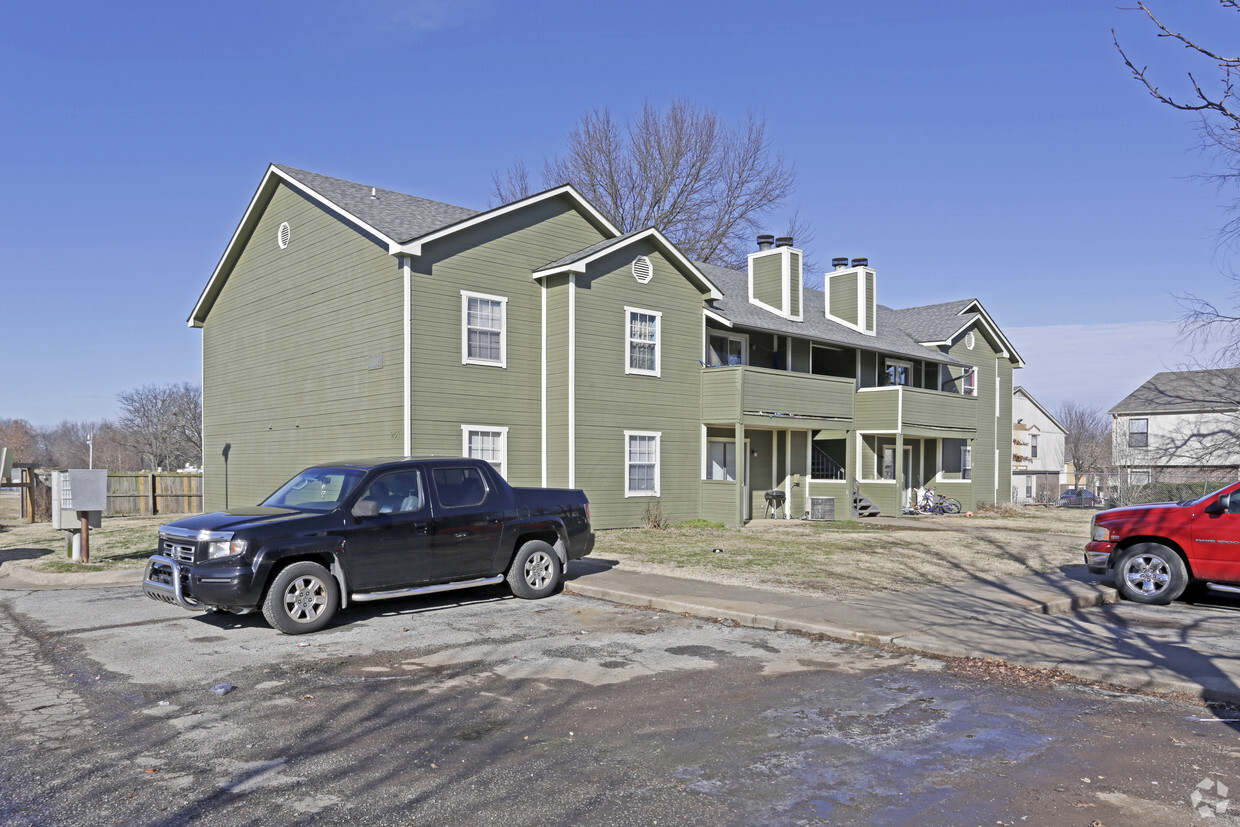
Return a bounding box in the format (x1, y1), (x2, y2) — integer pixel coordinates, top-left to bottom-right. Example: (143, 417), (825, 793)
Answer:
(851, 481), (881, 517)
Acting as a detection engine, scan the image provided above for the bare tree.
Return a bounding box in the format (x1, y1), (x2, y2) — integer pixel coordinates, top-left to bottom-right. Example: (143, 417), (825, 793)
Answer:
(1115, 2), (1240, 353)
(492, 98), (801, 268)
(0, 418), (39, 466)
(116, 382), (202, 471)
(1055, 401), (1111, 493)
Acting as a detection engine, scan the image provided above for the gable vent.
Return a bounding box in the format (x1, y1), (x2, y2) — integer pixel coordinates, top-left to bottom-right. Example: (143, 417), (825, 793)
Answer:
(632, 255), (653, 284)
(277, 221), (291, 250)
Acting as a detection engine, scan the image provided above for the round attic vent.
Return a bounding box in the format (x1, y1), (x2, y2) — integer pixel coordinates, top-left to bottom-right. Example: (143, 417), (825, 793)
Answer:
(632, 255), (653, 284)
(277, 221), (291, 250)
(965, 331), (976, 350)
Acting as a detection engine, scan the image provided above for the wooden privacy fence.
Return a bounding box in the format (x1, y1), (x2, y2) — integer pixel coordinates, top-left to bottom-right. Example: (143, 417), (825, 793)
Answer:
(106, 473), (203, 517)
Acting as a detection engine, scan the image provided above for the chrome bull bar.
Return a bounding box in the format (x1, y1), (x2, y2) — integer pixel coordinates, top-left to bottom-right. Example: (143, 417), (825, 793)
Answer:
(143, 554), (204, 611)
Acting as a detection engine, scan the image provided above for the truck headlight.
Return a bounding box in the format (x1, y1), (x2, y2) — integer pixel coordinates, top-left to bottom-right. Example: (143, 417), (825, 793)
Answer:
(199, 530), (247, 559)
(1091, 524), (1115, 542)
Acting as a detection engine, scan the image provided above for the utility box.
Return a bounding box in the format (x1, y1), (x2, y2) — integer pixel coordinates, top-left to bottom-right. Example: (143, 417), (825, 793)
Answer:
(52, 470), (107, 530)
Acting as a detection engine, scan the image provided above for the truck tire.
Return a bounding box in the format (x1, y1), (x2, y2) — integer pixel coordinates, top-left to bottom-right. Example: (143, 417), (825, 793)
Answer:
(262, 561), (340, 634)
(507, 540), (562, 599)
(1115, 543), (1188, 605)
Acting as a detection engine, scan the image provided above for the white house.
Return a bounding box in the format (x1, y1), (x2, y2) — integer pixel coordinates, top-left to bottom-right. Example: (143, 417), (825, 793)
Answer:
(1012, 386), (1065, 503)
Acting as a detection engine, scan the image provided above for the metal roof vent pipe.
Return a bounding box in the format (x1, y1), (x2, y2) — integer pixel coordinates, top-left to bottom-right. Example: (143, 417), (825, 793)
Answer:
(832, 257), (850, 270)
(775, 236), (794, 248)
(851, 257), (869, 268)
(756, 234), (775, 251)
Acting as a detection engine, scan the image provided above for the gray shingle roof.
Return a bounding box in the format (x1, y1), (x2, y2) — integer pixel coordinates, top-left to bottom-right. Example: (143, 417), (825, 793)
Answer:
(885, 300), (979, 343)
(274, 164), (478, 244)
(695, 261), (971, 366)
(1109, 368), (1240, 414)
(540, 230), (646, 270)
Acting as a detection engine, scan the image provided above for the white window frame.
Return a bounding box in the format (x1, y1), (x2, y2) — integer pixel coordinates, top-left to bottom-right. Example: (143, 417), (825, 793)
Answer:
(461, 290), (507, 368)
(624, 430), (661, 497)
(1030, 433), (1038, 458)
(963, 366), (978, 397)
(961, 445), (973, 480)
(1128, 418), (1149, 448)
(1129, 469), (1151, 486)
(462, 425), (508, 478)
(625, 307), (661, 377)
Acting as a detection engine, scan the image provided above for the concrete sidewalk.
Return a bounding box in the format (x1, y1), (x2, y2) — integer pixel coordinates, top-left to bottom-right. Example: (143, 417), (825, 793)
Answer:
(565, 558), (1240, 706)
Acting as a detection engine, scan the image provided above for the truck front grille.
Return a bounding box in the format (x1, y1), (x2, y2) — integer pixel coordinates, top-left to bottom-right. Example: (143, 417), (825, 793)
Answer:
(160, 538), (196, 564)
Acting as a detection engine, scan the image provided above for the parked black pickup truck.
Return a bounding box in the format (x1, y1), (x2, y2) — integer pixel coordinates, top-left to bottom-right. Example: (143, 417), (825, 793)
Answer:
(143, 458), (593, 634)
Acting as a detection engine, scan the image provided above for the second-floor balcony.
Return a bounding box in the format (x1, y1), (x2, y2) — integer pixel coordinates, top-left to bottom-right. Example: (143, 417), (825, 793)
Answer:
(701, 365), (854, 425)
(855, 385), (978, 435)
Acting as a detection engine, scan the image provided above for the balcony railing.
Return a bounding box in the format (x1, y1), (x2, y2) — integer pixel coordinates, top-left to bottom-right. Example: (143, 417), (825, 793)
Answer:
(855, 385), (978, 433)
(701, 365), (854, 423)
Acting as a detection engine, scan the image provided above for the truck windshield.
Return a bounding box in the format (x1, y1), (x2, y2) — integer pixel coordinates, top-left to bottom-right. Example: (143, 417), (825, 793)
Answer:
(1184, 484), (1233, 508)
(262, 468), (365, 511)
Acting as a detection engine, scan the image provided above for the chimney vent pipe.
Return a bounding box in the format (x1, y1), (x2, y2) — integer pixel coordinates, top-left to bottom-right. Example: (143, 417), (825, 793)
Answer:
(775, 236), (794, 248)
(831, 257), (849, 270)
(756, 234), (775, 251)
(851, 257), (869, 268)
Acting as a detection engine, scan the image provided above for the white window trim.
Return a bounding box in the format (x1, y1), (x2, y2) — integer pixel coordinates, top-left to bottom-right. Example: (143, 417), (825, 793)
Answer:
(624, 430), (661, 497)
(625, 306), (661, 377)
(963, 366), (978, 397)
(462, 425), (508, 479)
(461, 290), (508, 368)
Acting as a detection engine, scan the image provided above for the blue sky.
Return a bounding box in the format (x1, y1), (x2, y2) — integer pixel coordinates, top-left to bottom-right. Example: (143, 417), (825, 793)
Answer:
(4, 0), (1238, 426)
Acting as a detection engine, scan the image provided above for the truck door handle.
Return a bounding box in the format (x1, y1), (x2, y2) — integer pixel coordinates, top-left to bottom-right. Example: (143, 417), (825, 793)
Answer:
(453, 530), (471, 539)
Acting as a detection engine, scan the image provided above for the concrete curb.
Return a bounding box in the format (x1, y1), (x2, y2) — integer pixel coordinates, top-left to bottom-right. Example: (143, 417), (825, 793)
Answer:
(566, 567), (1240, 706)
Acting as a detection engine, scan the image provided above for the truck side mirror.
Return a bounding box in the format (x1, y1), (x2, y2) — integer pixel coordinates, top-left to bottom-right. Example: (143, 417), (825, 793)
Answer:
(351, 499), (380, 519)
(1207, 492), (1231, 515)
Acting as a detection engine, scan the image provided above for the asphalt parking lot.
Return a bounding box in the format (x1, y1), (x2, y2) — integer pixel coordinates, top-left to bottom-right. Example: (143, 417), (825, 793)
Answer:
(4, 581), (1240, 825)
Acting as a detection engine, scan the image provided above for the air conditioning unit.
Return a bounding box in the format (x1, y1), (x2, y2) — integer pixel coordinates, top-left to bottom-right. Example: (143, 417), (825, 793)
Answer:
(808, 496), (836, 521)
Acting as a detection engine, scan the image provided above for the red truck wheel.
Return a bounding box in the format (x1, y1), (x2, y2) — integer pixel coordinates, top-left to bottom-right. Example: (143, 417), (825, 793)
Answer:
(1115, 544), (1188, 605)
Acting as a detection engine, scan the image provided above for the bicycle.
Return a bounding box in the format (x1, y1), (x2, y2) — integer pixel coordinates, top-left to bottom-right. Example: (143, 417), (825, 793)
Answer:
(917, 489), (962, 515)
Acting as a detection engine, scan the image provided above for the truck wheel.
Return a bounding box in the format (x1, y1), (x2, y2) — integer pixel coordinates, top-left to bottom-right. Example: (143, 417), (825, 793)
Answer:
(262, 561), (339, 634)
(1115, 544), (1188, 605)
(507, 540), (562, 599)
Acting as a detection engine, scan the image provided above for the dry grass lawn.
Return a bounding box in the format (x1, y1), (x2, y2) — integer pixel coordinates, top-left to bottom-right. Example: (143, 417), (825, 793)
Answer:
(591, 507), (1095, 599)
(1, 489), (1097, 595)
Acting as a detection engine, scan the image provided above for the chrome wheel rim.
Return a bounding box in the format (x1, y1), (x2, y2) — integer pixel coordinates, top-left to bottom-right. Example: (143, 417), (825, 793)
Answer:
(1123, 555), (1171, 596)
(283, 575), (328, 622)
(523, 552), (554, 590)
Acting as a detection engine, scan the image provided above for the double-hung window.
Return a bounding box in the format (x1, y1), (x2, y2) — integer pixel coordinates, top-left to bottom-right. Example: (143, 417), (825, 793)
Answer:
(1030, 434), (1039, 458)
(1128, 418), (1148, 448)
(462, 291), (506, 367)
(625, 307), (661, 376)
(462, 425), (508, 478)
(963, 366), (978, 397)
(961, 445), (973, 480)
(625, 431), (660, 496)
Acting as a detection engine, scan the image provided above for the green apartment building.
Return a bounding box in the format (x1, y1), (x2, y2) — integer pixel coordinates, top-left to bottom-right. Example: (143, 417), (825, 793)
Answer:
(190, 165), (1022, 529)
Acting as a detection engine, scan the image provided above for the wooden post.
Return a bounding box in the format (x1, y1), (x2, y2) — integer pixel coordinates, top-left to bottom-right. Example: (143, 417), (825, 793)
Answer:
(149, 472), (157, 516)
(79, 513), (90, 563)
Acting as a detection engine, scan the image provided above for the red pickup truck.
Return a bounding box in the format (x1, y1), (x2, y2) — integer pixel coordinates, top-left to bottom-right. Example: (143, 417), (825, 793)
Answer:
(1085, 482), (1240, 604)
